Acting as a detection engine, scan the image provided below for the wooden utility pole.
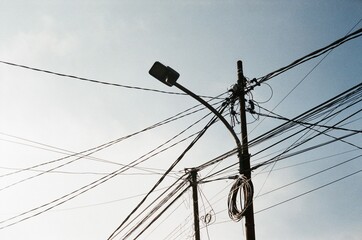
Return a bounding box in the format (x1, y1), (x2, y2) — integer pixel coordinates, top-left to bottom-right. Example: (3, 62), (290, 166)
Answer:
(237, 60), (256, 240)
(189, 168), (201, 240)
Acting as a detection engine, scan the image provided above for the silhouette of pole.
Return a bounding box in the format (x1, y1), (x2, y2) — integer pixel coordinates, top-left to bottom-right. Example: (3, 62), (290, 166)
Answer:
(189, 168), (201, 240)
(237, 60), (256, 240)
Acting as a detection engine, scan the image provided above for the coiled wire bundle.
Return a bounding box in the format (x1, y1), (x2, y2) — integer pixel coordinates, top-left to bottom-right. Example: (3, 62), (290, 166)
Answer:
(228, 175), (254, 221)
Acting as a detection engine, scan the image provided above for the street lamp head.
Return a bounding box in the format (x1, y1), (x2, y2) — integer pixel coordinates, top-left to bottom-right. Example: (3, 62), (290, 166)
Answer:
(149, 61), (180, 87)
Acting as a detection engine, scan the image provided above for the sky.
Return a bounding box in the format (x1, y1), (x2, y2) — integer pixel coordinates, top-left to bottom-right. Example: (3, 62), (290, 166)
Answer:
(0, 1), (361, 239)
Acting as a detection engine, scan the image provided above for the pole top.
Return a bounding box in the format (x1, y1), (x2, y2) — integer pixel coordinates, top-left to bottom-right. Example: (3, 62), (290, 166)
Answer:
(237, 60), (244, 83)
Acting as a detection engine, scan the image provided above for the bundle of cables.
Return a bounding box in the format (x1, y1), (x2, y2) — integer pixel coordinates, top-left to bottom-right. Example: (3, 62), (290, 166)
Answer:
(228, 175), (254, 221)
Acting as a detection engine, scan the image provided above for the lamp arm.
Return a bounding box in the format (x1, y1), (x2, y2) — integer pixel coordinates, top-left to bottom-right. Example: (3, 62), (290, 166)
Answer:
(173, 82), (242, 151)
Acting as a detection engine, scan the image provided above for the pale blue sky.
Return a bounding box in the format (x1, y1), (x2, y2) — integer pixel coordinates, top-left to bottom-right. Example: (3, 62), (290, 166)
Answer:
(0, 1), (361, 239)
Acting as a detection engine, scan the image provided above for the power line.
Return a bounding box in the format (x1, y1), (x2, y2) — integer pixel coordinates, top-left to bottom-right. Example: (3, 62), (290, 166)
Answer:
(129, 21), (362, 239)
(253, 27), (362, 86)
(0, 97), (224, 180)
(0, 60), (186, 95)
(255, 107), (361, 134)
(0, 60), (224, 99)
(256, 149), (360, 174)
(122, 180), (189, 239)
(251, 21), (362, 111)
(256, 154), (361, 198)
(0, 135), (170, 176)
(255, 169), (362, 214)
(0, 102), (225, 229)
(197, 83), (362, 185)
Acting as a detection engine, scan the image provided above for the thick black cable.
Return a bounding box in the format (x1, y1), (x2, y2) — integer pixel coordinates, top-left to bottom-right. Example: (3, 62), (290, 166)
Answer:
(0, 60), (186, 96)
(122, 180), (189, 239)
(132, 187), (190, 240)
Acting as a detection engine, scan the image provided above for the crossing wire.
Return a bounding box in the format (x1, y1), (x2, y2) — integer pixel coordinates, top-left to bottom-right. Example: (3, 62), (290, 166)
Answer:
(255, 169), (362, 214)
(252, 27), (362, 87)
(107, 103), (230, 240)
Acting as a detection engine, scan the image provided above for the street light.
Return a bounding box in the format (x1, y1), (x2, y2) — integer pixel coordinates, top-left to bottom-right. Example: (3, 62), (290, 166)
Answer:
(149, 61), (180, 87)
(149, 61), (242, 150)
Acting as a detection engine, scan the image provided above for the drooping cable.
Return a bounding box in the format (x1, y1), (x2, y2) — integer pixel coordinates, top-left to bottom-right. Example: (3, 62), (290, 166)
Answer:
(0, 60), (223, 99)
(0, 60), (186, 96)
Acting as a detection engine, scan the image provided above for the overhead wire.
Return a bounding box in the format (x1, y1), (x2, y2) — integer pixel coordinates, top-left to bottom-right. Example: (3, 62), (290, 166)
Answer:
(0, 99), (227, 193)
(251, 127), (361, 172)
(256, 154), (362, 198)
(255, 169), (362, 214)
(255, 109), (361, 134)
(198, 108), (360, 184)
(0, 95), (225, 178)
(142, 193), (189, 239)
(252, 106), (361, 196)
(18, 148), (358, 215)
(0, 60), (223, 99)
(249, 83), (362, 158)
(242, 24), (362, 143)
(0, 60), (186, 96)
(256, 149), (360, 174)
(170, 21), (362, 236)
(198, 186), (215, 240)
(107, 102), (230, 240)
(54, 185), (175, 212)
(196, 83), (362, 186)
(0, 132), (169, 175)
(103, 113), (218, 236)
(0, 100), (225, 229)
(123, 181), (189, 239)
(253, 27), (362, 86)
(2, 19), (360, 238)
(252, 95), (362, 165)
(160, 214), (194, 240)
(255, 108), (362, 150)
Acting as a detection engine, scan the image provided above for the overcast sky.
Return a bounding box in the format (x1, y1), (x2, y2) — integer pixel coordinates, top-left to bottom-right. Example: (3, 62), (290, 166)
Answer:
(0, 1), (361, 240)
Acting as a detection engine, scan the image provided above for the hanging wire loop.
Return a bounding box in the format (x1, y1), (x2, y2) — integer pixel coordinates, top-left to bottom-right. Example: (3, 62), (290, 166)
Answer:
(228, 175), (254, 221)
